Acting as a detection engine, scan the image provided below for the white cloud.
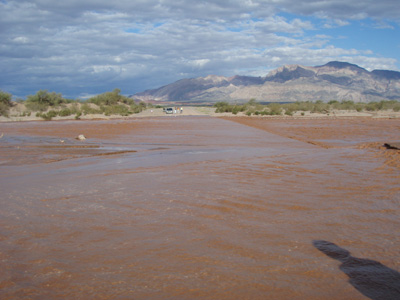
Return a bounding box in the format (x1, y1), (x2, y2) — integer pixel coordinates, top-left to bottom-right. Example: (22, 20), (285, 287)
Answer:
(0, 0), (399, 98)
(12, 37), (29, 44)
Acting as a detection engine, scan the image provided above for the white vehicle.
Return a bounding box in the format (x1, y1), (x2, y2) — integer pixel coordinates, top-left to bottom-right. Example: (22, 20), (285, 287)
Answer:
(165, 107), (174, 114)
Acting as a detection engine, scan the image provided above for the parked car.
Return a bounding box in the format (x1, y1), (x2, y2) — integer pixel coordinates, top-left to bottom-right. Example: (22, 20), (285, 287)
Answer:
(165, 107), (174, 114)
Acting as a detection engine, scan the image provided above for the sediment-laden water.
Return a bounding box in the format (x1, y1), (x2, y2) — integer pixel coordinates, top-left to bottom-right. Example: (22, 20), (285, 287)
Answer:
(0, 116), (399, 299)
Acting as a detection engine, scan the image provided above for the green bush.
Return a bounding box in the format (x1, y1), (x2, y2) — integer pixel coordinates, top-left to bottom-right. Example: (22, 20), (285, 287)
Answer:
(311, 101), (329, 113)
(0, 90), (13, 116)
(26, 90), (66, 108)
(102, 104), (132, 116)
(215, 99), (400, 116)
(365, 102), (378, 111)
(355, 104), (363, 112)
(339, 100), (355, 110)
(214, 101), (248, 114)
(214, 101), (232, 113)
(267, 103), (282, 115)
(88, 88), (132, 106)
(81, 103), (102, 115)
(0, 102), (10, 117)
(132, 102), (147, 114)
(38, 110), (58, 121)
(0, 90), (12, 106)
(87, 89), (146, 116)
(25, 101), (49, 112)
(58, 108), (73, 117)
(285, 109), (294, 116)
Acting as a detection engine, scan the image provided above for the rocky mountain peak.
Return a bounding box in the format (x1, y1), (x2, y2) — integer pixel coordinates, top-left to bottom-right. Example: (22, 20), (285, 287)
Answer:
(371, 70), (400, 80)
(203, 75), (228, 83)
(316, 61), (369, 76)
(265, 64), (315, 83)
(133, 61), (400, 103)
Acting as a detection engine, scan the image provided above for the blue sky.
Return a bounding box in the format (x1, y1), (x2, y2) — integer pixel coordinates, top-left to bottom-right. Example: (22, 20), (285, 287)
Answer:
(1, 0), (399, 99)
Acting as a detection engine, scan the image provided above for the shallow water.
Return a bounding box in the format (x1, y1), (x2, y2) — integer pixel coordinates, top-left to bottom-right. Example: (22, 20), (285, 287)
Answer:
(0, 116), (399, 299)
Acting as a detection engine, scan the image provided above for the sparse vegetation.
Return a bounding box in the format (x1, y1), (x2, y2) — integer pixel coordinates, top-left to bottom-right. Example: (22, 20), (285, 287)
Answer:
(88, 89), (146, 116)
(1, 88), (399, 121)
(0, 90), (13, 116)
(25, 90), (71, 112)
(0, 88), (148, 120)
(214, 99), (400, 116)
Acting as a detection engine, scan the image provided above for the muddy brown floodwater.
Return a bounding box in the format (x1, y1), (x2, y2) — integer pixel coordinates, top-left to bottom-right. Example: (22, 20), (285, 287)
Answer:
(0, 116), (399, 299)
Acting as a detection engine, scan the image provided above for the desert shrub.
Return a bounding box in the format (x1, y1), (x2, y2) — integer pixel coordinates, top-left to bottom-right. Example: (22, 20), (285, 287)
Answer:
(25, 101), (49, 112)
(232, 105), (245, 115)
(311, 100), (329, 113)
(293, 101), (314, 112)
(58, 108), (73, 117)
(339, 100), (355, 110)
(81, 103), (102, 115)
(216, 99), (400, 116)
(133, 101), (147, 113)
(214, 101), (248, 114)
(328, 100), (341, 110)
(214, 101), (232, 113)
(365, 102), (378, 111)
(102, 104), (132, 116)
(38, 110), (58, 121)
(87, 89), (146, 116)
(121, 97), (134, 105)
(0, 90), (13, 116)
(282, 102), (297, 113)
(392, 102), (400, 112)
(355, 104), (364, 112)
(0, 102), (10, 116)
(26, 90), (66, 108)
(88, 88), (132, 106)
(19, 111), (31, 117)
(285, 109), (294, 116)
(69, 103), (81, 114)
(363, 101), (387, 111)
(267, 103), (282, 115)
(0, 90), (12, 106)
(328, 100), (339, 105)
(131, 105), (143, 114)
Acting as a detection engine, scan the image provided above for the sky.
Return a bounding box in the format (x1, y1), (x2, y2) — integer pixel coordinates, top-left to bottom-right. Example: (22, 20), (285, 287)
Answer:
(1, 0), (400, 99)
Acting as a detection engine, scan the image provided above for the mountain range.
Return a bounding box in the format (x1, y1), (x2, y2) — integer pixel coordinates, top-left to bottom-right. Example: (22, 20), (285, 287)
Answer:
(133, 61), (400, 103)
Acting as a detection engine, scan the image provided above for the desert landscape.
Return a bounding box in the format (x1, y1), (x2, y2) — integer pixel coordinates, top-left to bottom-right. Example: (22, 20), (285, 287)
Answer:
(2, 1), (400, 298)
(0, 111), (399, 299)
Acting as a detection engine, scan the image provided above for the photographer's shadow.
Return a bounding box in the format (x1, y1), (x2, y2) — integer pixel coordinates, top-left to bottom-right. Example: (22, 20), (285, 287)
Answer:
(313, 240), (400, 300)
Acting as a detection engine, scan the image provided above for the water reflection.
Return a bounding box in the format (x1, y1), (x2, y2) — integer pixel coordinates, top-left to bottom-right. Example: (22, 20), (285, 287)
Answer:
(313, 240), (400, 300)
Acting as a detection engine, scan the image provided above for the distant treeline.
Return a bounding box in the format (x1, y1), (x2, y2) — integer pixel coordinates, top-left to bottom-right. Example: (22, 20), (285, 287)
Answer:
(214, 99), (400, 116)
(0, 89), (150, 120)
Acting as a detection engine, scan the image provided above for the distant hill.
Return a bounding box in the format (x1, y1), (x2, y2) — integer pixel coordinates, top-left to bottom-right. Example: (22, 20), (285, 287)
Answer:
(133, 61), (400, 103)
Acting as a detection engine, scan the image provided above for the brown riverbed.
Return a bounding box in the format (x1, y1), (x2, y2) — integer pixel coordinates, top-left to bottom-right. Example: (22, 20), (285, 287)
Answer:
(0, 116), (399, 299)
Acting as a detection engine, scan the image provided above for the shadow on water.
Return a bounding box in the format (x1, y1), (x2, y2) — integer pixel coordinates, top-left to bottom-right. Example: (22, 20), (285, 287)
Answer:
(313, 240), (400, 300)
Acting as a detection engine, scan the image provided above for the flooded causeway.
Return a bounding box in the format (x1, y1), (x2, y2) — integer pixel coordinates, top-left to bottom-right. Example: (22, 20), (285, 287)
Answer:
(1, 116), (399, 299)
